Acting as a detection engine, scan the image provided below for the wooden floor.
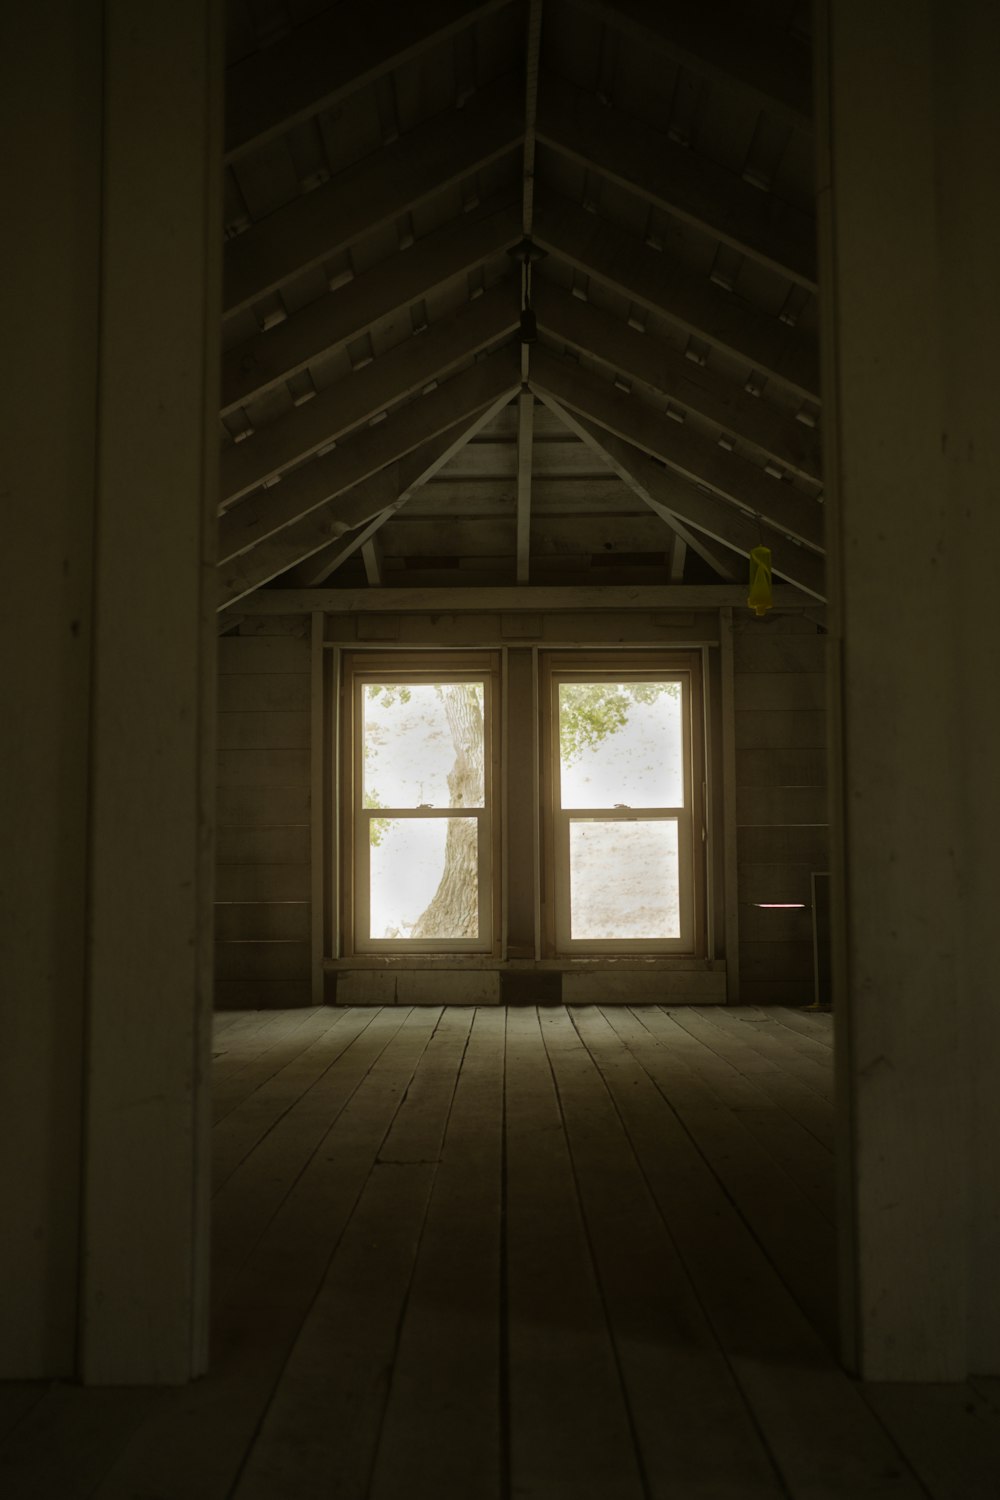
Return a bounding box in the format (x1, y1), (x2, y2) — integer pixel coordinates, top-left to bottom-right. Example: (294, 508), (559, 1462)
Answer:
(3, 1005), (1000, 1499)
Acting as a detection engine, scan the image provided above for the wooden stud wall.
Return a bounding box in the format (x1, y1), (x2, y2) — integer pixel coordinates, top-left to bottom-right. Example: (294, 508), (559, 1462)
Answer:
(0, 0), (103, 1378)
(216, 617), (312, 1007)
(215, 603), (826, 1007)
(732, 611), (828, 1005)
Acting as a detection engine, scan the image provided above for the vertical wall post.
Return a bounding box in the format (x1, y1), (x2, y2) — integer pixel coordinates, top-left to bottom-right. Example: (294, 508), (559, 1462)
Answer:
(818, 0), (1000, 1378)
(719, 609), (741, 1003)
(0, 0), (104, 1379)
(80, 0), (223, 1384)
(310, 612), (325, 1004)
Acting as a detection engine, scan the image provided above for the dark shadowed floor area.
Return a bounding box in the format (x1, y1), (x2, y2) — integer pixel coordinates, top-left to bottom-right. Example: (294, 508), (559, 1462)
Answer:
(2, 1004), (999, 1499)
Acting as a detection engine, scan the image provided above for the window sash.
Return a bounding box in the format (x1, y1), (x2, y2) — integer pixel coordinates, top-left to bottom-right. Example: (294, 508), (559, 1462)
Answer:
(543, 655), (703, 956)
(342, 654), (498, 955)
(553, 809), (695, 951)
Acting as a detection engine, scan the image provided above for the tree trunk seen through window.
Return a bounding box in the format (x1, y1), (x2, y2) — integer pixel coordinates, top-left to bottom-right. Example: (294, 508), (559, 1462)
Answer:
(409, 683), (483, 940)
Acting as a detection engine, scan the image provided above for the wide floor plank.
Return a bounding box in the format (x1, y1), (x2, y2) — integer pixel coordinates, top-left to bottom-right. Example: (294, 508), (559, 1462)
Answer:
(6, 1005), (999, 1500)
(540, 1007), (786, 1499)
(666, 1003), (835, 1150)
(0, 1382), (49, 1439)
(232, 1008), (474, 1498)
(694, 1004), (835, 1102)
(606, 1004), (838, 1348)
(572, 1006), (928, 1499)
(656, 1005), (835, 1217)
(773, 1006), (835, 1048)
(862, 1382), (1000, 1500)
(212, 1006), (377, 1190)
(505, 1006), (644, 1500)
(368, 1008), (505, 1500)
(93, 1010), (441, 1500)
(212, 1006), (348, 1124)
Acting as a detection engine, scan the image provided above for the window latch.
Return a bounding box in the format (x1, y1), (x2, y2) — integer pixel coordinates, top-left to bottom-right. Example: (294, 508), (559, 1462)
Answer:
(614, 802), (631, 809)
(418, 802), (434, 809)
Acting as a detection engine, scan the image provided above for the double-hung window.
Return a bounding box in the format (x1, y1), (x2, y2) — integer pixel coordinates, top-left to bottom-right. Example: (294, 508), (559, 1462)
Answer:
(342, 652), (498, 954)
(338, 646), (705, 961)
(541, 652), (703, 954)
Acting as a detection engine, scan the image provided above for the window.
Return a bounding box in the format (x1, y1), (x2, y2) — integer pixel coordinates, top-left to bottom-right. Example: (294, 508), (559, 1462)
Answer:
(541, 652), (704, 954)
(336, 646), (707, 964)
(341, 652), (499, 954)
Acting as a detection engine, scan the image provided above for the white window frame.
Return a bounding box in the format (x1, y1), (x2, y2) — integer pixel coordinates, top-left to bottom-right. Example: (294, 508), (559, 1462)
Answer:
(541, 651), (705, 956)
(341, 651), (499, 956)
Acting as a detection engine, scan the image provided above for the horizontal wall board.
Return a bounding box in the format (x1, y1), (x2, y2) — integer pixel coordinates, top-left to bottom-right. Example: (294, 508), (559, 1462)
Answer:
(217, 636), (310, 674)
(739, 979), (818, 1006)
(739, 940), (815, 982)
(214, 980), (312, 1010)
(381, 517), (515, 559)
(734, 709), (827, 749)
(223, 615), (311, 638)
(336, 970), (501, 1005)
(215, 940), (311, 982)
(738, 825), (830, 866)
(214, 863), (312, 902)
(410, 476), (633, 515)
(217, 825), (310, 865)
(382, 513), (674, 559)
(562, 970), (726, 1003)
(733, 612), (825, 637)
(217, 710), (310, 751)
(739, 902), (815, 942)
(216, 784), (311, 827)
(216, 749), (310, 787)
(736, 785), (829, 826)
(738, 862), (825, 905)
(731, 634), (827, 673)
(735, 747), (827, 787)
(217, 672), (310, 712)
(325, 610), (720, 648)
(245, 585), (810, 614)
(214, 901), (311, 942)
(733, 672), (826, 711)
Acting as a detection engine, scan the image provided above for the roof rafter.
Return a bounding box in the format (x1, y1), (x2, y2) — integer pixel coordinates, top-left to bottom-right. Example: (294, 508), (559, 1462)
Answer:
(538, 394), (739, 581)
(291, 507), (396, 590)
(219, 347), (521, 567)
(360, 534), (385, 587)
(539, 398), (825, 600)
(533, 195), (820, 400)
(222, 196), (521, 415)
(225, 0), (517, 163)
(530, 347), (823, 548)
(241, 583), (817, 614)
(224, 74), (524, 316)
(535, 282), (820, 481)
(219, 385), (518, 605)
(571, 0), (812, 132)
(536, 74), (817, 287)
(515, 388), (534, 582)
(221, 280), (519, 505)
(669, 535), (687, 582)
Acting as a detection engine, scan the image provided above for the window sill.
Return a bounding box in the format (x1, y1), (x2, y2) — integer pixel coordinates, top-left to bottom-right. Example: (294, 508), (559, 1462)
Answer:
(325, 955), (724, 973)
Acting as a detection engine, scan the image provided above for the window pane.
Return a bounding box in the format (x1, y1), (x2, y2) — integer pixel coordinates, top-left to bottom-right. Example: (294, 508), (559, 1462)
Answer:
(569, 820), (679, 939)
(369, 816), (479, 940)
(363, 682), (485, 810)
(558, 681), (684, 809)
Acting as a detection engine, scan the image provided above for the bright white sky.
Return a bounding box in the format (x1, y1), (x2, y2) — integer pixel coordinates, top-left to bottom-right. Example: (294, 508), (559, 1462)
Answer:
(364, 681), (684, 939)
(559, 688), (684, 809)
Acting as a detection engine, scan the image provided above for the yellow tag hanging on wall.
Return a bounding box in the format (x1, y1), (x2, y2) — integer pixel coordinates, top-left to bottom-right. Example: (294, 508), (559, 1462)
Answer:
(747, 545), (773, 617)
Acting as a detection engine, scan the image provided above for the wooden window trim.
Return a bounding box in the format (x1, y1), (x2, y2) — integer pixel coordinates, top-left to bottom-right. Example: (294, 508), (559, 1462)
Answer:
(339, 650), (501, 957)
(539, 649), (707, 958)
